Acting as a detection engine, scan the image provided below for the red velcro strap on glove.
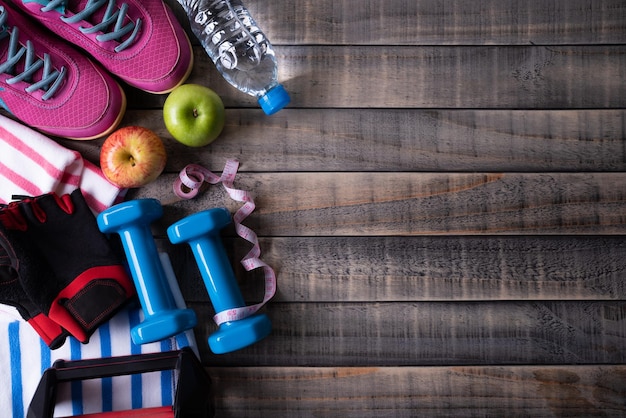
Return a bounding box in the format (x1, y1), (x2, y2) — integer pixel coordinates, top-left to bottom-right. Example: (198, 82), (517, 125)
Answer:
(47, 265), (135, 343)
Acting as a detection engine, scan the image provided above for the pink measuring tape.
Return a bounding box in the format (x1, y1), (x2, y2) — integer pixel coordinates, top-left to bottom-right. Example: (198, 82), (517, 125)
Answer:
(173, 159), (276, 326)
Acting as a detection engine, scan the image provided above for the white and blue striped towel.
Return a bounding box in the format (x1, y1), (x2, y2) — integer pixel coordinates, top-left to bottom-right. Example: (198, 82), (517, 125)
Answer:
(1, 253), (199, 418)
(1, 304), (197, 417)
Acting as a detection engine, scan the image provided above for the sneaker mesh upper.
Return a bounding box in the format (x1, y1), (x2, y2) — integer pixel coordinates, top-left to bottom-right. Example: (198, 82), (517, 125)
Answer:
(0, 0), (126, 139)
(15, 0), (194, 93)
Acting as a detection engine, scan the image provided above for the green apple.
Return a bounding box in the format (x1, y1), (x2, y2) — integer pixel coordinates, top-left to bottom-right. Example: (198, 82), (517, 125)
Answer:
(163, 84), (226, 147)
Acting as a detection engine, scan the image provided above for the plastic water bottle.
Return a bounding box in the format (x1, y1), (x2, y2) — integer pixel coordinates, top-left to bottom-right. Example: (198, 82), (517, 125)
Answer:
(178, 0), (290, 115)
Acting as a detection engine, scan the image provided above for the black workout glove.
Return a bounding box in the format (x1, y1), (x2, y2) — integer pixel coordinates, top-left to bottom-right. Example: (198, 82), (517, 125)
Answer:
(0, 226), (68, 349)
(0, 190), (135, 343)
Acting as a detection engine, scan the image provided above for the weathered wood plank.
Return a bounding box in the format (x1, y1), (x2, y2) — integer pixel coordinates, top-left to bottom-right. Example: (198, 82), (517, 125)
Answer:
(192, 301), (626, 366)
(166, 0), (626, 46)
(126, 45), (626, 109)
(130, 172), (626, 236)
(207, 365), (626, 417)
(163, 236), (626, 303)
(242, 0), (626, 46)
(59, 109), (626, 172)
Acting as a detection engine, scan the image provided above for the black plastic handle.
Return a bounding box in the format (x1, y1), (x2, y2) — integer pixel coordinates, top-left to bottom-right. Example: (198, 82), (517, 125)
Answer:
(27, 347), (213, 418)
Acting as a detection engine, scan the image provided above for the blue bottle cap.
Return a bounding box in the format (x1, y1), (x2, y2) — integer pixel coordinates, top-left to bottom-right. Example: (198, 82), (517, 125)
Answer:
(258, 84), (291, 115)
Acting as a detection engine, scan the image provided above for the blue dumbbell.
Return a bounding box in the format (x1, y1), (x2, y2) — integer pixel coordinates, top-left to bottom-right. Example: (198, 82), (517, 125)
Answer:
(167, 208), (272, 354)
(97, 199), (197, 345)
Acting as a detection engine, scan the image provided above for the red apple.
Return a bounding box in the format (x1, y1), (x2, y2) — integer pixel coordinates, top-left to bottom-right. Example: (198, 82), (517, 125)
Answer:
(100, 126), (167, 188)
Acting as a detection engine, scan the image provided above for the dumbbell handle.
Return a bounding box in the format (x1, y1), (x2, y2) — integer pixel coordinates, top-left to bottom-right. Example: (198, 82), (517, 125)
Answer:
(118, 224), (178, 316)
(188, 234), (246, 314)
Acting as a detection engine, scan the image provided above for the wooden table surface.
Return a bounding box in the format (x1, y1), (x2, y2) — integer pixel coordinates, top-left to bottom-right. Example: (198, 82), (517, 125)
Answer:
(60, 0), (626, 416)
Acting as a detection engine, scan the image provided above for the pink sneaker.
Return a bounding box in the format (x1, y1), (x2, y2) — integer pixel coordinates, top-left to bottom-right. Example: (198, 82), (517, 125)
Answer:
(13, 0), (194, 94)
(0, 1), (126, 140)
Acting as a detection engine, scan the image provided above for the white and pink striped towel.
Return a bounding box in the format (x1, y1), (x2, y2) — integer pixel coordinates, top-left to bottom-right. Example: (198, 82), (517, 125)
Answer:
(0, 114), (123, 212)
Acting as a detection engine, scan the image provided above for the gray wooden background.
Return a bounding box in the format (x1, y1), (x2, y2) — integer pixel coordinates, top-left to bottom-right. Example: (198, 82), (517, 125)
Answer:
(59, 0), (626, 416)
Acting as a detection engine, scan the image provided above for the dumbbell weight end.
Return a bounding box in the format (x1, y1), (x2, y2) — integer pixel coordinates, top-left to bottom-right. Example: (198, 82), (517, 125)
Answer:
(210, 313), (272, 354)
(131, 308), (198, 345)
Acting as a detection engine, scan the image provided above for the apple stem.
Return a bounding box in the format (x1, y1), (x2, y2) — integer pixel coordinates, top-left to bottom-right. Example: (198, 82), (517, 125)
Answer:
(193, 108), (198, 118)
